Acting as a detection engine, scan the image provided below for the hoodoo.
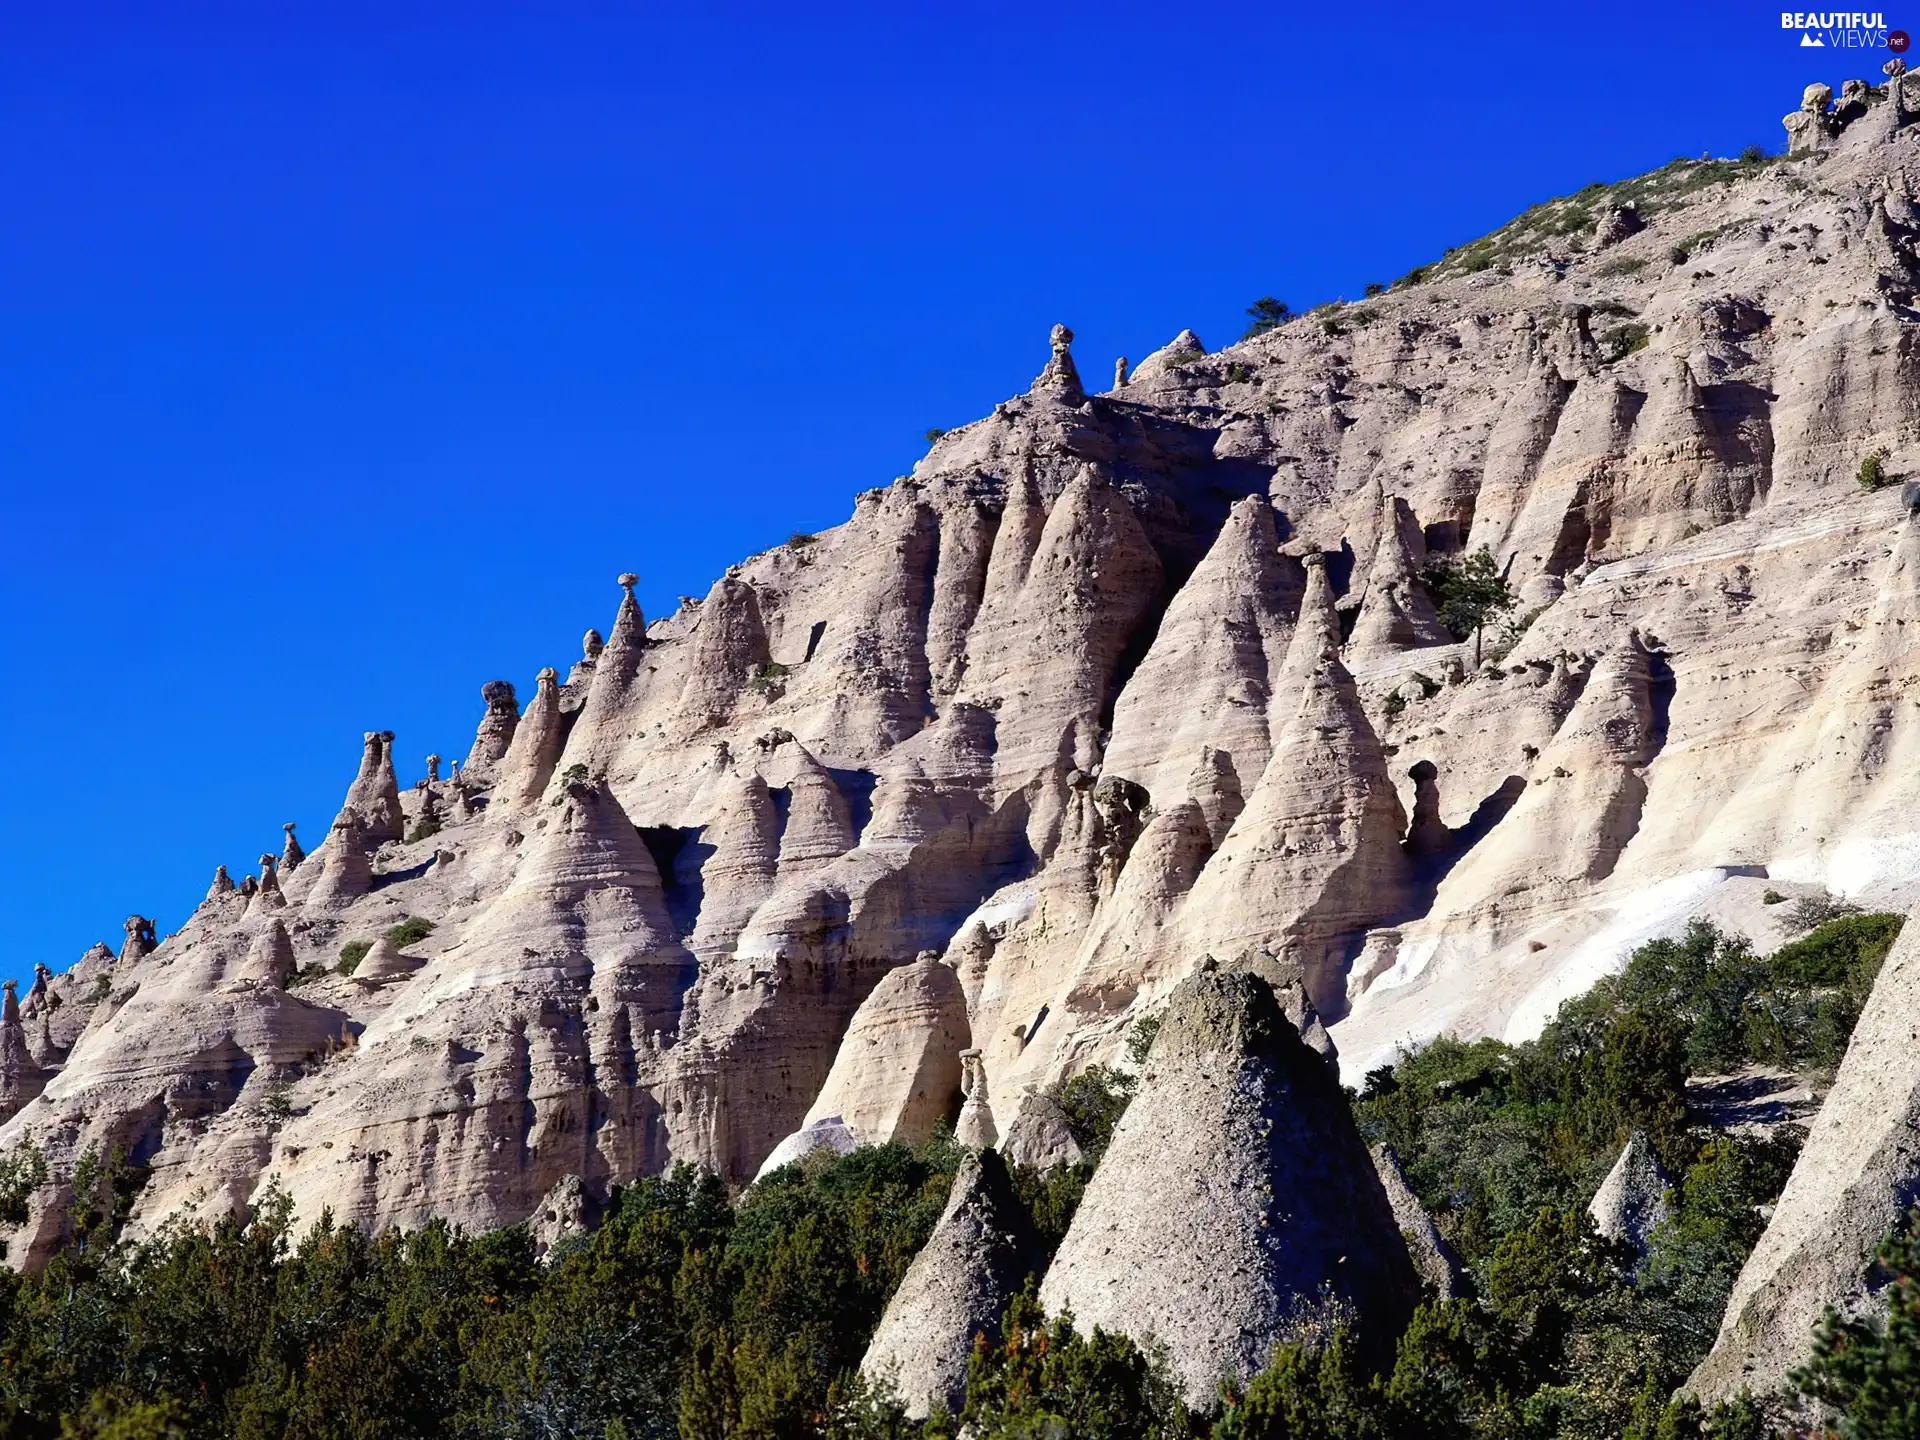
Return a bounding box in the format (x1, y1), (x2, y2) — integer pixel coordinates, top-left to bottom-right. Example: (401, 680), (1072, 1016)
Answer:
(1038, 970), (1418, 1403)
(860, 1149), (1044, 1418)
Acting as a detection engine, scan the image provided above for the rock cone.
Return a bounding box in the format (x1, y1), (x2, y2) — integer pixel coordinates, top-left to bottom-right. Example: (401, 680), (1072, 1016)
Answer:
(861, 1148), (1045, 1418)
(1037, 970), (1419, 1403)
(1588, 1130), (1672, 1258)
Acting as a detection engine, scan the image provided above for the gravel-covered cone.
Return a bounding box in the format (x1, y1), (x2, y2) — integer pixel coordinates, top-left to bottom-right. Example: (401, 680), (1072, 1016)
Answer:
(1588, 1130), (1672, 1258)
(1038, 970), (1419, 1404)
(860, 1148), (1044, 1418)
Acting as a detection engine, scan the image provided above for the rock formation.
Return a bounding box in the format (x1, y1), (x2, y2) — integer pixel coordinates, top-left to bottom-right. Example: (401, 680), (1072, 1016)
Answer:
(1588, 1130), (1672, 1259)
(465, 683), (520, 780)
(12, 87), (1920, 1285)
(800, 955), (967, 1147)
(1037, 971), (1419, 1403)
(1691, 902), (1920, 1401)
(1372, 1144), (1462, 1299)
(0, 983), (46, 1124)
(860, 1148), (1044, 1418)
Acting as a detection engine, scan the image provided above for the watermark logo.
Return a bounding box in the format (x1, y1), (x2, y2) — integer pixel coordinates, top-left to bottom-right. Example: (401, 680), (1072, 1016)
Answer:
(1783, 11), (1895, 46)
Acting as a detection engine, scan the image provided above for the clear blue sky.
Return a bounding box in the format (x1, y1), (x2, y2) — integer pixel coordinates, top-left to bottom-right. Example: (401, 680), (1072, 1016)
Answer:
(0, 2), (1847, 972)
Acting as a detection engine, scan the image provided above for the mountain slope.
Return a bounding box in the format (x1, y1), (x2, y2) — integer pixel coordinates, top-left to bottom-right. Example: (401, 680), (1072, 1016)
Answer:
(9, 79), (1920, 1262)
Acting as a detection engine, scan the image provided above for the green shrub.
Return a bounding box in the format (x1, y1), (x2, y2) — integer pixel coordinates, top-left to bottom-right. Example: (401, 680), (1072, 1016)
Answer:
(922, 428), (945, 446)
(1396, 264), (1431, 288)
(1859, 447), (1894, 492)
(1761, 888), (1786, 905)
(1058, 1065), (1136, 1163)
(1788, 893), (1862, 933)
(787, 531), (817, 548)
(1384, 691), (1408, 717)
(405, 816), (441, 845)
(385, 916), (436, 949)
(562, 762), (590, 782)
(1595, 256), (1649, 277)
(1599, 322), (1651, 362)
(1364, 281), (1386, 297)
(85, 975), (112, 1004)
(1421, 546), (1518, 666)
(1412, 671), (1443, 699)
(1125, 1013), (1161, 1066)
(1224, 361), (1252, 384)
(336, 940), (372, 975)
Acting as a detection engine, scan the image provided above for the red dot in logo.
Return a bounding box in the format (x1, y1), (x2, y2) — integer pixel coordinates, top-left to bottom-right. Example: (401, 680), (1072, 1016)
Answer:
(1891, 29), (1912, 52)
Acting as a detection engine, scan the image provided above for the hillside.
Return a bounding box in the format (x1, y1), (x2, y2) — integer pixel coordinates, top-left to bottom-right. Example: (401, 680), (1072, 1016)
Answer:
(5, 73), (1920, 1357)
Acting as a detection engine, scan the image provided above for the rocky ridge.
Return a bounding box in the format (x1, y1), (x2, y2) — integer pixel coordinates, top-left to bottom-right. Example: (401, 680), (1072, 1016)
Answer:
(8, 80), (1920, 1287)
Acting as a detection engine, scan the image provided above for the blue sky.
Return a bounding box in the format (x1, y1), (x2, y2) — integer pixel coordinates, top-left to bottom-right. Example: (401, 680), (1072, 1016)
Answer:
(0, 2), (1858, 970)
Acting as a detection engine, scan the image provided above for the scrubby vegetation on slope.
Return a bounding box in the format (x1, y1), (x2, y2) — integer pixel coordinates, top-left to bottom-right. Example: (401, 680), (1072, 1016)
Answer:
(0, 917), (1906, 1440)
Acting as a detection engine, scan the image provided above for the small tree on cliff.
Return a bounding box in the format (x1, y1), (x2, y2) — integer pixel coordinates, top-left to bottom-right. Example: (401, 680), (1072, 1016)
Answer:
(1242, 296), (1292, 339)
(1421, 546), (1517, 668)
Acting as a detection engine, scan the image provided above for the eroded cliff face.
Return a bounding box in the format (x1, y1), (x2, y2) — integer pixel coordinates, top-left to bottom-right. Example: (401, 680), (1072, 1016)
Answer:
(12, 86), (1920, 1256)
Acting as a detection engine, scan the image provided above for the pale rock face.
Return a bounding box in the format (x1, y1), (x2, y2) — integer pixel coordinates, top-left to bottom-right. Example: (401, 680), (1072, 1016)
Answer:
(235, 921), (297, 990)
(1037, 971), (1419, 1404)
(340, 731), (405, 843)
(1588, 1130), (1673, 1258)
(16, 101), (1920, 1266)
(1180, 644), (1411, 1017)
(1349, 492), (1451, 657)
(860, 1149), (1043, 1417)
(801, 956), (967, 1147)
(465, 685), (520, 783)
(1103, 495), (1300, 811)
(0, 985), (46, 1124)
(492, 668), (568, 811)
(1691, 901), (1920, 1401)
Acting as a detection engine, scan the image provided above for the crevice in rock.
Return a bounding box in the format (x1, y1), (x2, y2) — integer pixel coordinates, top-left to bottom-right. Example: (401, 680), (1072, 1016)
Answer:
(639, 825), (709, 942)
(826, 768), (877, 847)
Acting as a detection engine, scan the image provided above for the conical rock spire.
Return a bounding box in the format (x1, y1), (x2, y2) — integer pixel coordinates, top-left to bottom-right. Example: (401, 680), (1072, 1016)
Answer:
(0, 980), (46, 1123)
(1104, 496), (1301, 809)
(493, 667), (567, 810)
(1588, 1130), (1672, 1258)
(464, 682), (520, 781)
(1038, 971), (1419, 1403)
(339, 730), (404, 843)
(860, 1149), (1045, 1418)
(1180, 646), (1411, 1017)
